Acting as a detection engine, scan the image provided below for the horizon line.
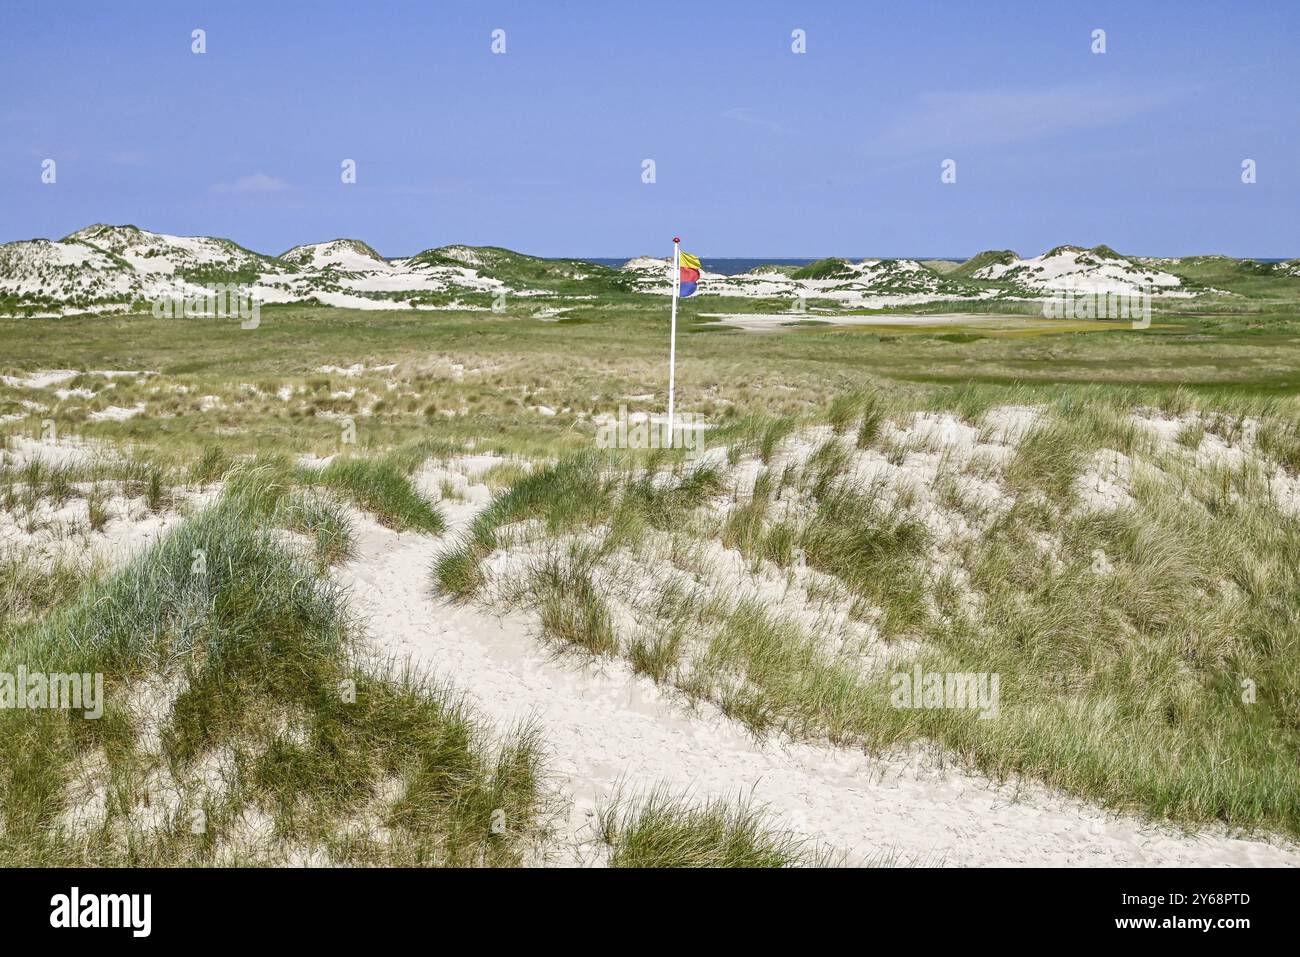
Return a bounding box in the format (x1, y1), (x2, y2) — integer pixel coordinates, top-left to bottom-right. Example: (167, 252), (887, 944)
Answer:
(5, 227), (1296, 263)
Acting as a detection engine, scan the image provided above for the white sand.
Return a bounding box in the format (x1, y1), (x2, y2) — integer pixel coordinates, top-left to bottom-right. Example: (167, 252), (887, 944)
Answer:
(11, 405), (1298, 866)
(333, 479), (1300, 867)
(2, 369), (81, 389)
(1, 369), (154, 389)
(1, 434), (113, 469)
(88, 404), (146, 421)
(975, 247), (1185, 294)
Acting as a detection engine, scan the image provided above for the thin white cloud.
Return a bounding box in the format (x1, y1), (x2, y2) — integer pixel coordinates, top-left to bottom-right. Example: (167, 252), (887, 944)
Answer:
(721, 107), (792, 135)
(867, 81), (1196, 154)
(108, 150), (152, 168)
(212, 172), (288, 193)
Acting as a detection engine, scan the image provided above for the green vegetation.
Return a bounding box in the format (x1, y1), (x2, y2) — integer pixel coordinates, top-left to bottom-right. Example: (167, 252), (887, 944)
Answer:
(948, 249), (1018, 278)
(790, 257), (856, 280)
(428, 386), (1300, 837)
(598, 788), (818, 867)
(318, 457), (445, 533)
(4, 244), (1300, 864)
(0, 477), (543, 865)
(414, 245), (637, 295)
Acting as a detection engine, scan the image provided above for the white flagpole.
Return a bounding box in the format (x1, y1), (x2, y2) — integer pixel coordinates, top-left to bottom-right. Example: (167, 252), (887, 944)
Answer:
(667, 237), (680, 448)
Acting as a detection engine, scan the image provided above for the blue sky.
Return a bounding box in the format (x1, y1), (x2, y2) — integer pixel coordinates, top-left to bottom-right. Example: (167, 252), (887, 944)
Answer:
(1, 0), (1296, 258)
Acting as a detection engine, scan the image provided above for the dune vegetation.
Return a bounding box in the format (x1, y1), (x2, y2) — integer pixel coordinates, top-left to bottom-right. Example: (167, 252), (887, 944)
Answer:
(3, 259), (1300, 865)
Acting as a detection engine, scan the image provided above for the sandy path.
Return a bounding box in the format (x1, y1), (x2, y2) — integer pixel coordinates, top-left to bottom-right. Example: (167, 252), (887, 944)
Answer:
(335, 504), (1300, 867)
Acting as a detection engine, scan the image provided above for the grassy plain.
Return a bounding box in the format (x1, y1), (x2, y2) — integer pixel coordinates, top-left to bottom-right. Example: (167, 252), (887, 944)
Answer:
(3, 279), (1300, 863)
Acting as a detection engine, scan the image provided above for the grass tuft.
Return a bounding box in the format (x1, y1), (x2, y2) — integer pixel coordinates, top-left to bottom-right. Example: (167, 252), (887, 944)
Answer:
(319, 458), (445, 533)
(598, 788), (818, 867)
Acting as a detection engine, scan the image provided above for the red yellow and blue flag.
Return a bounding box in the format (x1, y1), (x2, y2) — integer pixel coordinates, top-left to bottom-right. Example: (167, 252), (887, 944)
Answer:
(677, 250), (701, 298)
(666, 238), (694, 445)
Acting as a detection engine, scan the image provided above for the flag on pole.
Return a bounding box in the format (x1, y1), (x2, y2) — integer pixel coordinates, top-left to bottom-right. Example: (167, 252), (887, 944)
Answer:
(666, 237), (693, 446)
(677, 250), (701, 298)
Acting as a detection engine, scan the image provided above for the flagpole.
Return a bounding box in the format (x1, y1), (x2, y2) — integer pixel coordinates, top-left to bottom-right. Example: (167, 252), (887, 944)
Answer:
(667, 236), (680, 448)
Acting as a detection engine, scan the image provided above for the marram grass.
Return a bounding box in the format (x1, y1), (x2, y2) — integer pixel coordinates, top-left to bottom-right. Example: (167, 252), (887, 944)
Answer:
(0, 479), (539, 866)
